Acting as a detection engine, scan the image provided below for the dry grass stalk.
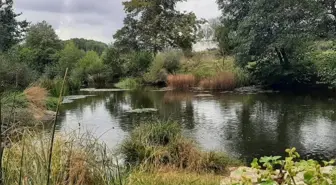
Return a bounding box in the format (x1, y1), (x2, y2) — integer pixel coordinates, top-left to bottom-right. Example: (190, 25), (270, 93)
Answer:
(23, 86), (48, 120)
(199, 72), (236, 90)
(167, 74), (196, 90)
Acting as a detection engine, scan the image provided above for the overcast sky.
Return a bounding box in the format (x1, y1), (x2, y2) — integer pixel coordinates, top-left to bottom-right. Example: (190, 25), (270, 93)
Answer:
(14, 0), (220, 43)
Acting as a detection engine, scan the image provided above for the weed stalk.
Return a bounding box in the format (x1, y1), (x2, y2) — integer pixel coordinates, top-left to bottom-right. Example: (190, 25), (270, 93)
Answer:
(46, 68), (68, 185)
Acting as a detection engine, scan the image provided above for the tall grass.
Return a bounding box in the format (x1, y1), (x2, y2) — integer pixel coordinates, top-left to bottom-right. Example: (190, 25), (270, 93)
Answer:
(46, 68), (68, 185)
(3, 130), (124, 185)
(120, 121), (240, 174)
(167, 74), (196, 90)
(199, 72), (236, 91)
(39, 78), (70, 97)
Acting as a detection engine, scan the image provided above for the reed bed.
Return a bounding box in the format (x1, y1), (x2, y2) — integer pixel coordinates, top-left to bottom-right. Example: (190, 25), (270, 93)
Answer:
(199, 72), (236, 91)
(167, 74), (196, 90)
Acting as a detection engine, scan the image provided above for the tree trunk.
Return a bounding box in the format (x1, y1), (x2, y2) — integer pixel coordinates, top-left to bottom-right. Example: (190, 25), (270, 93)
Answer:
(275, 47), (284, 64)
(280, 48), (289, 69)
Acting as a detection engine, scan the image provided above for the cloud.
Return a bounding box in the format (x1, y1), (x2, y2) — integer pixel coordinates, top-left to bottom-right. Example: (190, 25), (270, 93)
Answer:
(13, 0), (220, 43)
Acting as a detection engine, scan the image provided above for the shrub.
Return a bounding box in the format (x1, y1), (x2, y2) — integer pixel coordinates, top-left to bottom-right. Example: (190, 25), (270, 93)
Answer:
(167, 74), (196, 90)
(0, 54), (37, 91)
(163, 51), (182, 73)
(247, 56), (317, 89)
(309, 50), (336, 88)
(0, 92), (35, 131)
(76, 51), (108, 88)
(144, 54), (166, 84)
(120, 121), (240, 174)
(115, 78), (140, 89)
(124, 52), (153, 76)
(199, 72), (236, 90)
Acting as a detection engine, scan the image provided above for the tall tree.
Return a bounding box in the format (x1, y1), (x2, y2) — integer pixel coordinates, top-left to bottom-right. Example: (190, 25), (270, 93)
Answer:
(217, 0), (324, 65)
(114, 0), (203, 54)
(57, 41), (84, 75)
(25, 21), (61, 73)
(0, 0), (29, 52)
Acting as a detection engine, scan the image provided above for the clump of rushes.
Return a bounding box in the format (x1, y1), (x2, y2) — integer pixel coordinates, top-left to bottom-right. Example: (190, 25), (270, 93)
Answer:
(167, 74), (196, 90)
(199, 72), (236, 91)
(120, 121), (241, 174)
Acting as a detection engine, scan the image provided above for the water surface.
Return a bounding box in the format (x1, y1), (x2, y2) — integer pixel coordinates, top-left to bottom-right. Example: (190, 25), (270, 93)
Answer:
(57, 90), (336, 162)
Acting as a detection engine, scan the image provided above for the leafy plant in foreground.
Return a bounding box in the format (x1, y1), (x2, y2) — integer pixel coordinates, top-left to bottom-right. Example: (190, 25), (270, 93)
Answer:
(234, 148), (336, 185)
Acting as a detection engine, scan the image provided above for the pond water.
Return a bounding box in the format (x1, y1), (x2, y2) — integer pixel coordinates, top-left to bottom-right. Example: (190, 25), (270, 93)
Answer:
(57, 90), (336, 162)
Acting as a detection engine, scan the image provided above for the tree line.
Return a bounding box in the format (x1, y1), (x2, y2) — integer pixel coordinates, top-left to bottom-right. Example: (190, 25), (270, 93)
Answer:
(2, 0), (336, 92)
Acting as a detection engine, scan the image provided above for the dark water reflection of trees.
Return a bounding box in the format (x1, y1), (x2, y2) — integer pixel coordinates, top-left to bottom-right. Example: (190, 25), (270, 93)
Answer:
(58, 90), (336, 162)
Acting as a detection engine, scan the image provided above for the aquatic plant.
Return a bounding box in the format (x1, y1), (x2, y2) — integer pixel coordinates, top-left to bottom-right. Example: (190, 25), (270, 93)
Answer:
(199, 72), (236, 90)
(167, 74), (196, 90)
(120, 121), (240, 174)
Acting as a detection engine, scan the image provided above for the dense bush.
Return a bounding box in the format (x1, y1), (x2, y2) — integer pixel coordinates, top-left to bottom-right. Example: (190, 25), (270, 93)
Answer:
(308, 50), (336, 88)
(102, 47), (124, 81)
(0, 54), (36, 91)
(76, 51), (107, 88)
(144, 54), (167, 84)
(162, 51), (182, 73)
(124, 52), (153, 76)
(247, 55), (317, 89)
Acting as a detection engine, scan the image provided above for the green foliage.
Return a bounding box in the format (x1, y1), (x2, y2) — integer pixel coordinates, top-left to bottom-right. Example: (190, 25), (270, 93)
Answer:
(0, 0), (28, 52)
(102, 47), (124, 81)
(247, 56), (317, 88)
(123, 52), (153, 76)
(115, 0), (203, 54)
(143, 54), (168, 84)
(216, 0), (332, 88)
(25, 21), (62, 73)
(45, 97), (58, 111)
(162, 51), (182, 73)
(1, 92), (28, 109)
(56, 41), (84, 76)
(64, 38), (108, 55)
(235, 148), (336, 185)
(307, 48), (336, 88)
(115, 78), (140, 89)
(121, 121), (240, 174)
(76, 51), (107, 88)
(39, 78), (70, 97)
(0, 54), (36, 91)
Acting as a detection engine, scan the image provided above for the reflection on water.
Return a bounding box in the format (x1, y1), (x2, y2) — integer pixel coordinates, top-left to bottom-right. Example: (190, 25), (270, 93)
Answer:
(57, 90), (336, 162)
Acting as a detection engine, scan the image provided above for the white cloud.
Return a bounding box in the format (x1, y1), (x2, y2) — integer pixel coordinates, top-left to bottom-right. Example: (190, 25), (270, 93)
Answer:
(14, 0), (220, 43)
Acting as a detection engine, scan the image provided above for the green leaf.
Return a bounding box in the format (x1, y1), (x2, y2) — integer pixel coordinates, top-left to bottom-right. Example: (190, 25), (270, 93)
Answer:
(260, 180), (277, 185)
(304, 171), (314, 183)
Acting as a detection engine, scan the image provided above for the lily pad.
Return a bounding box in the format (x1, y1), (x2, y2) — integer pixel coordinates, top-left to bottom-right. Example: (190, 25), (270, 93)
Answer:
(195, 94), (213, 97)
(126, 108), (158, 113)
(62, 95), (96, 104)
(80, 88), (130, 92)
